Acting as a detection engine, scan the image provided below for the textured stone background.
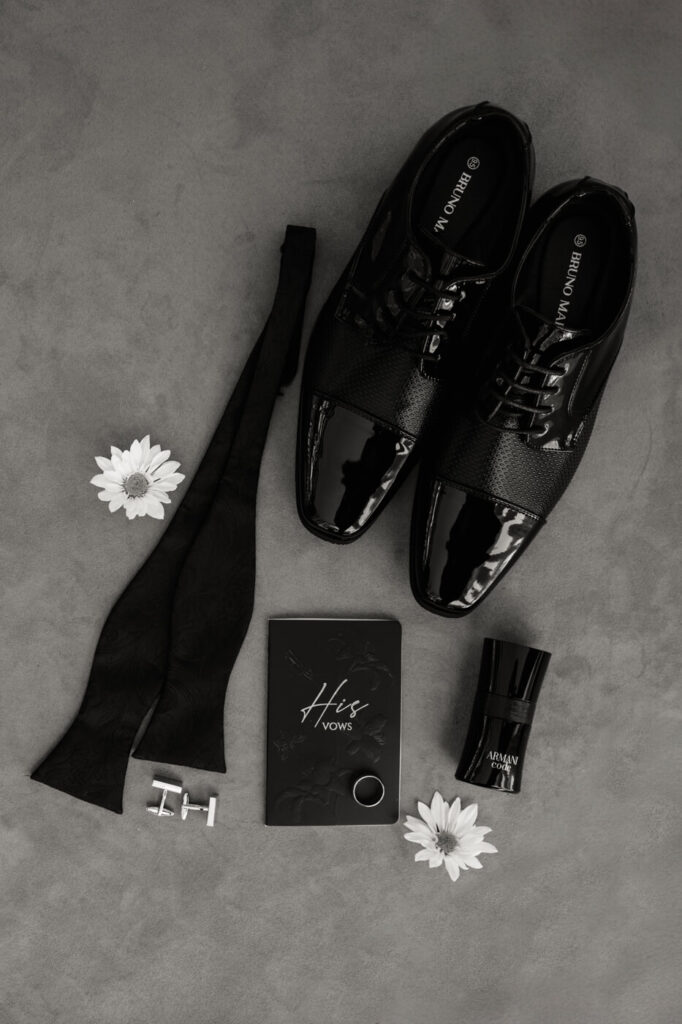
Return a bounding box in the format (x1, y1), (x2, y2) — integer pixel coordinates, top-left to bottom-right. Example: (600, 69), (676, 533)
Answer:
(1, 2), (680, 1022)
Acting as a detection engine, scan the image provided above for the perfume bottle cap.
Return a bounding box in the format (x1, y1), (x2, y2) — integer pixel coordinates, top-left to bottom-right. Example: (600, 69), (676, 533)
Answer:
(455, 637), (551, 793)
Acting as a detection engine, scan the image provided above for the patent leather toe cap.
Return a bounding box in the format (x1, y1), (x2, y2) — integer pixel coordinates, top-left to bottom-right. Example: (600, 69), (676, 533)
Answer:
(411, 479), (544, 615)
(297, 395), (416, 542)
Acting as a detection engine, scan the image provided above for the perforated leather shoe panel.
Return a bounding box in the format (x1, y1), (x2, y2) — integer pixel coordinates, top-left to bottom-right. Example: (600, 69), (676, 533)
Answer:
(432, 403), (600, 520)
(305, 315), (443, 439)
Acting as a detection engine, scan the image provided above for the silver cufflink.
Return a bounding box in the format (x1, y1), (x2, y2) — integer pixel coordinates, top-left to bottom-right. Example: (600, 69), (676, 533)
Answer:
(147, 778), (183, 817)
(180, 791), (218, 827)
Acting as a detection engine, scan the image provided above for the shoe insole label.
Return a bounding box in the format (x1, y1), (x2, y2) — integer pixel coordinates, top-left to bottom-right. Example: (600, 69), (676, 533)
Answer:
(419, 137), (499, 253)
(554, 241), (585, 328)
(535, 216), (605, 331)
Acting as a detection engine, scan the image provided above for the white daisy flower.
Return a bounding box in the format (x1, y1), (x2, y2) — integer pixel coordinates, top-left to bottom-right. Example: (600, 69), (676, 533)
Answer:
(403, 791), (497, 882)
(90, 435), (185, 521)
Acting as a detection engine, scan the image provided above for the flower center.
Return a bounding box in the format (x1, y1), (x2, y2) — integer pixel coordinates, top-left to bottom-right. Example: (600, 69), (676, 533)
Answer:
(435, 831), (458, 855)
(124, 472), (149, 498)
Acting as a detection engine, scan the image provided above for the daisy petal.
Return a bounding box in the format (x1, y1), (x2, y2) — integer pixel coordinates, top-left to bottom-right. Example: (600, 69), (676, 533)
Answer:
(446, 797), (461, 832)
(477, 842), (497, 854)
(90, 474), (120, 489)
(130, 439), (142, 465)
(148, 488), (172, 504)
(444, 857), (460, 882)
(455, 836), (485, 854)
(455, 803), (478, 835)
(96, 489), (114, 501)
(428, 852), (444, 869)
(417, 801), (438, 832)
(430, 791), (448, 831)
(152, 460), (181, 478)
(94, 456), (113, 472)
(414, 849), (433, 862)
(144, 496), (165, 520)
(147, 449), (171, 473)
(152, 476), (184, 492)
(404, 833), (432, 846)
(404, 815), (433, 835)
(462, 855), (483, 869)
(107, 494), (126, 512)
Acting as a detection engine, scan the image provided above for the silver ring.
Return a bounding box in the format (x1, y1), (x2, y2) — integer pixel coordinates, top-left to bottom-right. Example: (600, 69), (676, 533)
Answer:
(351, 773), (385, 808)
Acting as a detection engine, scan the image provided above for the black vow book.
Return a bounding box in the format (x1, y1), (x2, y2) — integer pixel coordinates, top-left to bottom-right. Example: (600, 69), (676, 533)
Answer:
(266, 619), (401, 825)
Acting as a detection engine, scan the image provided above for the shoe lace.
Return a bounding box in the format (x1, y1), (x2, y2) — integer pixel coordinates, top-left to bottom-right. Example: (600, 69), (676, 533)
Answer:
(355, 268), (474, 365)
(480, 330), (568, 439)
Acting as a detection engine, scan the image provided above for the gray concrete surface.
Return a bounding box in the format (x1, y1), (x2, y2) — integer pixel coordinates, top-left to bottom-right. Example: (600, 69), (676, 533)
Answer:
(1, 2), (680, 1022)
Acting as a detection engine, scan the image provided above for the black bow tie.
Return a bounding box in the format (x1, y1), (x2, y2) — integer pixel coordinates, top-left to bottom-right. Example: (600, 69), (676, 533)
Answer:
(32, 226), (316, 812)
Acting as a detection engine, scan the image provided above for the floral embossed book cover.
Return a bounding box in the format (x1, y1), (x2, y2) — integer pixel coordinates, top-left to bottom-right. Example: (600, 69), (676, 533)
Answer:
(266, 619), (401, 825)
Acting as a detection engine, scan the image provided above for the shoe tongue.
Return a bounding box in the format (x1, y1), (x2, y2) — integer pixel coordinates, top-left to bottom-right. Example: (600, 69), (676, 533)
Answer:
(430, 243), (483, 280)
(400, 246), (484, 312)
(482, 307), (591, 434)
(416, 235), (487, 280)
(516, 305), (590, 359)
(437, 250), (486, 277)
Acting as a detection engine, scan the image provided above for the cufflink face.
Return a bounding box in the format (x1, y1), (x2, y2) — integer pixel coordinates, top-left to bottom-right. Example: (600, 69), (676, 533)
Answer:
(180, 791), (218, 827)
(147, 780), (217, 826)
(147, 778), (183, 817)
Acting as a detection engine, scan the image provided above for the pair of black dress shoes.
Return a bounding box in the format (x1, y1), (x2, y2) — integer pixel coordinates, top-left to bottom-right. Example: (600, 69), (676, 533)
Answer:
(295, 102), (637, 616)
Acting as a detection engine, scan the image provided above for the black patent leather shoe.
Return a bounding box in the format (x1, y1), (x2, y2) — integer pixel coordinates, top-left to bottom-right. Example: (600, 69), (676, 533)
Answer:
(296, 102), (534, 542)
(411, 177), (637, 614)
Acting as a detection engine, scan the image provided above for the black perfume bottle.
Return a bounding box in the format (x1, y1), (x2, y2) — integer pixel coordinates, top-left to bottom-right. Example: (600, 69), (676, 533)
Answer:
(456, 638), (551, 793)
